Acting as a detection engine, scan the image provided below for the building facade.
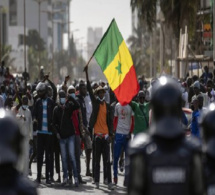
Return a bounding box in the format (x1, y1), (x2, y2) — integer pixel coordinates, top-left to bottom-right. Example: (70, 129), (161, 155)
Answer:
(0, 0), (70, 72)
(87, 27), (105, 80)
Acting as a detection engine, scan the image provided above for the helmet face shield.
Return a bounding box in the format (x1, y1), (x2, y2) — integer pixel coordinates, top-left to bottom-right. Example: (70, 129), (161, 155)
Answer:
(151, 76), (183, 122)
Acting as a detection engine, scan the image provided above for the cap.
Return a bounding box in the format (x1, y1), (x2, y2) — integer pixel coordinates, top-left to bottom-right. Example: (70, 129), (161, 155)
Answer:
(138, 90), (145, 97)
(95, 86), (105, 94)
(67, 85), (75, 93)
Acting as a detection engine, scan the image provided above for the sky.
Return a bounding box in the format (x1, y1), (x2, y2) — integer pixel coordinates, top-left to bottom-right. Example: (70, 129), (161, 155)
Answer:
(68, 0), (132, 59)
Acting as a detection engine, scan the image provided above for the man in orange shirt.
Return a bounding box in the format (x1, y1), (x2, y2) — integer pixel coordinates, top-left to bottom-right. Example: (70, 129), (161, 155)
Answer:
(85, 66), (114, 190)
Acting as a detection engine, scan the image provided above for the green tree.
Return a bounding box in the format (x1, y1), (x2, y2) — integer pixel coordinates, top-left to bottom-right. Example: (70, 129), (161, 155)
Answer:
(54, 50), (71, 80)
(69, 35), (78, 61)
(127, 23), (151, 75)
(1, 45), (15, 67)
(27, 30), (45, 51)
(27, 30), (48, 81)
(130, 0), (199, 38)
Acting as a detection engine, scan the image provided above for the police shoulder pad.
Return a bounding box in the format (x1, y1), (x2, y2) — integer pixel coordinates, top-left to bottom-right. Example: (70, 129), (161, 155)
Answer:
(185, 135), (202, 153)
(128, 133), (151, 156)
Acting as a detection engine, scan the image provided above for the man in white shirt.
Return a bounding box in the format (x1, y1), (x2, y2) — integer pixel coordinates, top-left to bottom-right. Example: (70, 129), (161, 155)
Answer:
(16, 96), (33, 176)
(113, 102), (134, 185)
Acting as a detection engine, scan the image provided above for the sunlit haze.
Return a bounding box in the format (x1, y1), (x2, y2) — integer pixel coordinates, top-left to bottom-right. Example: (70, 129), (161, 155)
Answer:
(68, 0), (132, 59)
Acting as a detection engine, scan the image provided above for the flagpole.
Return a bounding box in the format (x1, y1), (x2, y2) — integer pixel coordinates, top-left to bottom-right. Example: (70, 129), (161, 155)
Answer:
(83, 54), (93, 71)
(83, 18), (116, 72)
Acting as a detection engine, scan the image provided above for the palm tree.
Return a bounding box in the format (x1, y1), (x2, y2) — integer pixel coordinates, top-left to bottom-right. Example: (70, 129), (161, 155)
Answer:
(130, 0), (199, 39)
(1, 45), (15, 67)
(127, 22), (151, 76)
(27, 30), (48, 81)
(131, 0), (157, 32)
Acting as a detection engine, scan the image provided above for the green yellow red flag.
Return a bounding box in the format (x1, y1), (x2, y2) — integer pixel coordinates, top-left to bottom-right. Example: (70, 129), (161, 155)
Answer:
(93, 19), (139, 105)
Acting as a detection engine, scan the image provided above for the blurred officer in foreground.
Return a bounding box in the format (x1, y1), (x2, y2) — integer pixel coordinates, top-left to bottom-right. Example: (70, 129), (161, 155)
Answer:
(128, 76), (204, 195)
(0, 109), (37, 195)
(200, 103), (215, 195)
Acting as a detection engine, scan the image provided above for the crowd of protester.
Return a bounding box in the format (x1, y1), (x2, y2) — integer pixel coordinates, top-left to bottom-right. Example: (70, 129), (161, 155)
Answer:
(0, 59), (214, 190)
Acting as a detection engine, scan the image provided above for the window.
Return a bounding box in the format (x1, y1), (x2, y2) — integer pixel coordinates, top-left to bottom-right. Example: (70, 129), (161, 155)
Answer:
(9, 0), (17, 26)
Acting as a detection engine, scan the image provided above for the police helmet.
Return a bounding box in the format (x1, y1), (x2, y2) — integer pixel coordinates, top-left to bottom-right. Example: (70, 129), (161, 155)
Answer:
(151, 76), (183, 121)
(0, 109), (23, 165)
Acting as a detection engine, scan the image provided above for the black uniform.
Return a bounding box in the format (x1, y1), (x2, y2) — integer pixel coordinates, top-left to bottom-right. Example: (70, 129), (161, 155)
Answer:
(204, 155), (215, 195)
(0, 165), (37, 195)
(128, 76), (204, 195)
(0, 109), (37, 195)
(200, 104), (215, 195)
(128, 131), (203, 195)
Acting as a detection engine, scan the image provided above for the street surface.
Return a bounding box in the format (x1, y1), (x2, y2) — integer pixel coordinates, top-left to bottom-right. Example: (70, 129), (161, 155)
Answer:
(29, 155), (127, 195)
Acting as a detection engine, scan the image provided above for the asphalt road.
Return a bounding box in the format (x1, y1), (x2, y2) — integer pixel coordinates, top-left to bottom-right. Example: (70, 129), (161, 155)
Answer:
(29, 155), (127, 195)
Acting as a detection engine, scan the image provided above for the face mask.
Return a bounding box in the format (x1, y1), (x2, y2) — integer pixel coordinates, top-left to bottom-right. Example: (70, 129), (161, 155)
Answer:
(97, 97), (105, 102)
(10, 84), (14, 88)
(60, 98), (66, 104)
(69, 93), (76, 99)
(22, 105), (28, 109)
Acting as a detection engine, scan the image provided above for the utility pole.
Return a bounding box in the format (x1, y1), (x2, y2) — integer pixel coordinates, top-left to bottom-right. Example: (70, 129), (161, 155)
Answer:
(160, 23), (163, 73)
(0, 6), (2, 63)
(150, 35), (153, 78)
(52, 4), (54, 80)
(24, 0), (26, 72)
(24, 0), (27, 88)
(38, 1), (41, 70)
(68, 0), (70, 54)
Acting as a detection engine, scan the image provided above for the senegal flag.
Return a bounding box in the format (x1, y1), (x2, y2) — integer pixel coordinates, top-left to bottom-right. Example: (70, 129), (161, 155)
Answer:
(93, 19), (139, 105)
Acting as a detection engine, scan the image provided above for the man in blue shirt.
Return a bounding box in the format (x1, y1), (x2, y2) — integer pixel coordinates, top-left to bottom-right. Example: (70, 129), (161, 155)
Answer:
(33, 82), (55, 184)
(191, 97), (200, 139)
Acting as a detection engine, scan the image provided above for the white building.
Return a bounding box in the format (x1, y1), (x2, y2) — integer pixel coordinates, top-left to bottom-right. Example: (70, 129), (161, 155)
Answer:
(0, 0), (70, 72)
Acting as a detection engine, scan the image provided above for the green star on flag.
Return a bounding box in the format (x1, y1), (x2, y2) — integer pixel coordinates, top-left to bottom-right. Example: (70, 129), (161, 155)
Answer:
(115, 61), (122, 75)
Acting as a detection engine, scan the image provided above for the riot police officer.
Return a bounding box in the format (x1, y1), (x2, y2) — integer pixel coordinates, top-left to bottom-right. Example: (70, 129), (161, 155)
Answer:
(128, 76), (204, 195)
(200, 103), (215, 195)
(0, 109), (37, 195)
